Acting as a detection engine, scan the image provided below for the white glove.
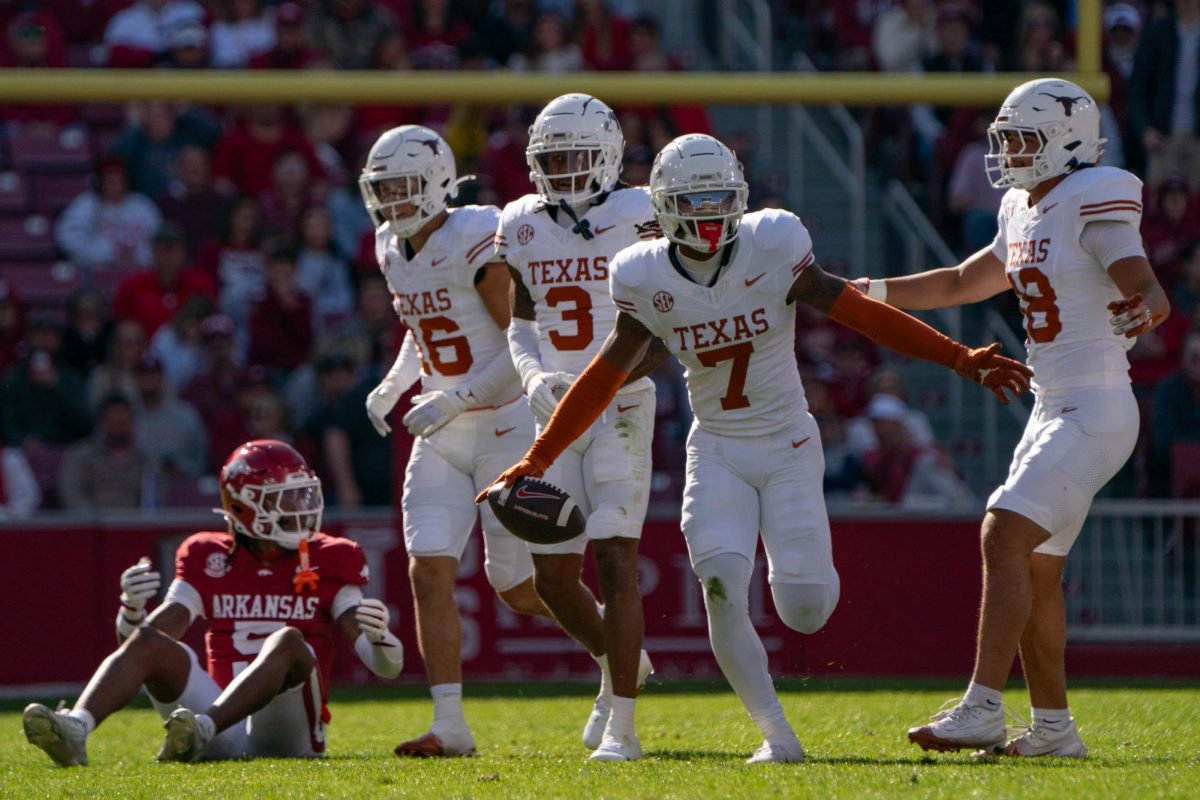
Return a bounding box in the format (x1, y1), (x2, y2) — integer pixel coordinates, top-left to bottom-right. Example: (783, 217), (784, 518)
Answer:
(402, 390), (469, 438)
(119, 558), (161, 614)
(526, 371), (572, 423)
(355, 598), (391, 644)
(366, 383), (400, 437)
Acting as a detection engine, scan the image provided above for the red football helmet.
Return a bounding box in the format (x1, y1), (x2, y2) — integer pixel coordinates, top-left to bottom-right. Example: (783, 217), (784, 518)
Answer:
(218, 440), (323, 549)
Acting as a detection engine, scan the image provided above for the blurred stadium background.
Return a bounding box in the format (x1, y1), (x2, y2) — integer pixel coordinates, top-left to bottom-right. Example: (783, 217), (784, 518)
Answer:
(0, 0), (1196, 691)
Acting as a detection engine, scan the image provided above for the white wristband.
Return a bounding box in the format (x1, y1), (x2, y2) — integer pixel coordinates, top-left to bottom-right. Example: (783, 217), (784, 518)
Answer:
(867, 278), (888, 302)
(354, 631), (404, 679)
(116, 609), (145, 640)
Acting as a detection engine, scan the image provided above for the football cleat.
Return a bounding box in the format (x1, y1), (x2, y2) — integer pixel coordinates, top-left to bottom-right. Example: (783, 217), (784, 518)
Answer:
(156, 707), (211, 763)
(907, 701), (1006, 753)
(582, 650), (654, 749)
(394, 728), (476, 758)
(23, 703), (88, 767)
(975, 720), (1088, 759)
(746, 737), (806, 764)
(588, 732), (641, 762)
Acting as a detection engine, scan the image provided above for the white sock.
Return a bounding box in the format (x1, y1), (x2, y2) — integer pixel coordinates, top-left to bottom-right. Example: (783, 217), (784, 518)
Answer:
(749, 705), (797, 744)
(1032, 707), (1072, 731)
(604, 696), (637, 739)
(592, 652), (613, 699)
(430, 683), (466, 728)
(963, 682), (1003, 712)
(67, 708), (95, 735)
(194, 713), (216, 742)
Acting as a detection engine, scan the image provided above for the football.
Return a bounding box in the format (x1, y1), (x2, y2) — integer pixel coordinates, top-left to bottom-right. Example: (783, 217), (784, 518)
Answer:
(486, 477), (585, 545)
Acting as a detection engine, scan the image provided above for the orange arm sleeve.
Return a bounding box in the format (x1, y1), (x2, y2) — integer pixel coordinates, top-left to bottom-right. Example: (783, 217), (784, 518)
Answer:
(525, 355), (629, 472)
(827, 283), (966, 372)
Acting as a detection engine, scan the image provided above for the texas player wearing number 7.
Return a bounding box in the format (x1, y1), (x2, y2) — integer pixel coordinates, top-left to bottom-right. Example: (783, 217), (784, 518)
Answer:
(857, 79), (1169, 758)
(483, 132), (1032, 763)
(22, 440), (404, 767)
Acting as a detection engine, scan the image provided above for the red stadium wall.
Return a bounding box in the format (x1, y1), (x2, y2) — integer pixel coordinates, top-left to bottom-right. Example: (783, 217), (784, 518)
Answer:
(2, 515), (1197, 689)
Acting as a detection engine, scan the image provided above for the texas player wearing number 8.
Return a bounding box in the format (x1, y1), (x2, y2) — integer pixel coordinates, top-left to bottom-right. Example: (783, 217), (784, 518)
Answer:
(483, 132), (1032, 763)
(22, 440), (404, 767)
(857, 79), (1169, 759)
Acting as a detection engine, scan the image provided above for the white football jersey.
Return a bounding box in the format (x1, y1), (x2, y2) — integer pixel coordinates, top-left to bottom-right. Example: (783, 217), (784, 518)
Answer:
(610, 209), (814, 437)
(990, 166), (1144, 391)
(496, 186), (658, 376)
(376, 205), (519, 402)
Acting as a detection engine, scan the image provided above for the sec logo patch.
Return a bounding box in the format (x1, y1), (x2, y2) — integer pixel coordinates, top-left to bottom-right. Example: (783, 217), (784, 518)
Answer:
(653, 291), (674, 312)
(517, 224), (535, 245)
(205, 552), (231, 579)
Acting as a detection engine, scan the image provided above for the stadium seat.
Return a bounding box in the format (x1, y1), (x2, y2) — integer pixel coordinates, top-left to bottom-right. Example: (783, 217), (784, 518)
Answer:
(8, 127), (93, 173)
(0, 261), (83, 307)
(0, 171), (30, 216)
(0, 215), (57, 260)
(1171, 442), (1200, 499)
(30, 172), (90, 215)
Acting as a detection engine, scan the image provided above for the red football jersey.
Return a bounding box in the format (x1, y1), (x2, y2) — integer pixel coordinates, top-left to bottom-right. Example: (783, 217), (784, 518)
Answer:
(174, 531), (368, 715)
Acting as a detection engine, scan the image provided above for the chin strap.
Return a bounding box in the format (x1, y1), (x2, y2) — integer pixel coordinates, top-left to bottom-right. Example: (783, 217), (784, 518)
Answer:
(556, 200), (595, 240)
(293, 538), (319, 593)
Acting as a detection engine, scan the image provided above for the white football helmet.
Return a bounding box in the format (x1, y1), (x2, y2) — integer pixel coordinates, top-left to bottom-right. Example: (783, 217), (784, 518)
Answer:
(359, 125), (458, 239)
(985, 78), (1104, 191)
(526, 93), (623, 205)
(649, 134), (749, 253)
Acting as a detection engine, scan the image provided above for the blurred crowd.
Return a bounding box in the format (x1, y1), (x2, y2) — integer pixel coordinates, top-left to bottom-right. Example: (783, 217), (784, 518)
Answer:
(0, 0), (1196, 519)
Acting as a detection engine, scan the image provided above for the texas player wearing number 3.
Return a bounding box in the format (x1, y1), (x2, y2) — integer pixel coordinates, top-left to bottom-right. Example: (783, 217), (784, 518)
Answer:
(22, 440), (403, 767)
(483, 133), (1032, 763)
(858, 79), (1169, 759)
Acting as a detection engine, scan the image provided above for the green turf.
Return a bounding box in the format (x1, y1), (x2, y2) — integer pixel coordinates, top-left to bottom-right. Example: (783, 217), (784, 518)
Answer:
(2, 680), (1198, 799)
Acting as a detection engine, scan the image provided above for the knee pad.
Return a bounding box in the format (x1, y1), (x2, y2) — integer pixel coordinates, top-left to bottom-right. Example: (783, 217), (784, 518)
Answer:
(772, 575), (840, 634)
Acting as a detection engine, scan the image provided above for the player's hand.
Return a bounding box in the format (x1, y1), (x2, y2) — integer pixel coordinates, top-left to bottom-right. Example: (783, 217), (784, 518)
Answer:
(365, 383), (400, 437)
(525, 371), (571, 423)
(402, 390), (468, 438)
(953, 342), (1034, 405)
(474, 454), (550, 504)
(1108, 293), (1156, 338)
(119, 558), (161, 613)
(355, 598), (391, 643)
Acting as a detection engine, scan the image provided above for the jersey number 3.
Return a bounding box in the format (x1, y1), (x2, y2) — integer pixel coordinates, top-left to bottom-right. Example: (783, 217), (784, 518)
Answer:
(697, 342), (754, 410)
(545, 286), (594, 351)
(1009, 267), (1062, 344)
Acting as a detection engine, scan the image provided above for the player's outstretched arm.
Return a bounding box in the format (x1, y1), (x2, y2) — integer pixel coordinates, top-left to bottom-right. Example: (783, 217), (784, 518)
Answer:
(478, 312), (657, 501)
(338, 601), (404, 679)
(790, 263), (1033, 404)
(856, 247), (1011, 310)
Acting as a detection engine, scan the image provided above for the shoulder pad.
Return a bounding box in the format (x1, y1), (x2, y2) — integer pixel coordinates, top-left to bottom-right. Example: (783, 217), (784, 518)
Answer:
(748, 208), (803, 252)
(611, 244), (651, 289)
(309, 533), (369, 586)
(1074, 168), (1144, 224)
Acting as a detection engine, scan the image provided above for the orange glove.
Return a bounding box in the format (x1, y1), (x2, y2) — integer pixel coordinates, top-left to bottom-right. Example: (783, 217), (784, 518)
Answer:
(1108, 293), (1158, 338)
(474, 454), (550, 504)
(952, 342), (1034, 405)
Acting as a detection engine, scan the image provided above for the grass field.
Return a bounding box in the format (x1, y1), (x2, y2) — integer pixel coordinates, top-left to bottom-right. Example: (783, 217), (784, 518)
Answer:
(2, 679), (1198, 799)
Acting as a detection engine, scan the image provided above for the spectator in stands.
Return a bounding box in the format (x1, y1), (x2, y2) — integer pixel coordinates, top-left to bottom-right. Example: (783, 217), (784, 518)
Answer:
(248, 244), (314, 375)
(258, 148), (319, 241)
(478, 105), (535, 205)
(296, 205), (355, 330)
(148, 293), (217, 392)
(872, 0), (937, 73)
(301, 102), (356, 184)
(507, 10), (581, 72)
(322, 352), (393, 508)
(0, 280), (22, 373)
(947, 109), (1006, 252)
(131, 351), (208, 476)
(87, 319), (145, 412)
(477, 0), (534, 66)
(327, 145), (374, 263)
(825, 0), (890, 70)
(321, 272), (396, 365)
(1173, 240), (1200, 319)
(1152, 329), (1200, 494)
(55, 155), (162, 269)
(59, 393), (153, 509)
(59, 288), (112, 378)
(249, 2), (318, 68)
(0, 314), (91, 446)
(1005, 0), (1071, 72)
(212, 104), (328, 197)
(860, 394), (973, 508)
(196, 196), (267, 343)
(112, 221), (217, 338)
(307, 0), (399, 70)
(103, 0), (205, 67)
(845, 369), (935, 456)
(1143, 176), (1196, 290)
(162, 16), (212, 69)
(0, 429), (40, 518)
(210, 0), (277, 68)
(110, 101), (220, 198)
(156, 146), (230, 261)
(181, 312), (246, 422)
(577, 0), (631, 70)
(0, 11), (75, 130)
(406, 0), (472, 69)
(1130, 0), (1200, 187)
(203, 365), (273, 472)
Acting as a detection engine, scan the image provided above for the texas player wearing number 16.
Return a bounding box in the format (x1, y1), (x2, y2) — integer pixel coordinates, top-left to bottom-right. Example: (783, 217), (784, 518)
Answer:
(484, 133), (1032, 764)
(866, 79), (1169, 759)
(22, 440), (403, 767)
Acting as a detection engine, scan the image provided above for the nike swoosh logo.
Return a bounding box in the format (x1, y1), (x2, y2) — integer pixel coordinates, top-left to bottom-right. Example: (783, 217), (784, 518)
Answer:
(594, 225), (615, 235)
(431, 257), (447, 266)
(1061, 406), (1077, 414)
(1041, 203), (1058, 214)
(791, 436), (811, 449)
(616, 403), (639, 413)
(745, 273), (766, 287)
(515, 485), (560, 500)
(494, 427), (517, 437)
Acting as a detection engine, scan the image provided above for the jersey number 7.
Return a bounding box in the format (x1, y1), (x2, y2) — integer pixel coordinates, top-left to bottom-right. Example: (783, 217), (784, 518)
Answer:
(697, 342), (754, 410)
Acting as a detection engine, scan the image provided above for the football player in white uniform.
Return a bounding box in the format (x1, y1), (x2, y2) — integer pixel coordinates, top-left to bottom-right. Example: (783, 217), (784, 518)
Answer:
(360, 126), (558, 757)
(496, 94), (665, 761)
(482, 133), (1032, 763)
(857, 79), (1170, 758)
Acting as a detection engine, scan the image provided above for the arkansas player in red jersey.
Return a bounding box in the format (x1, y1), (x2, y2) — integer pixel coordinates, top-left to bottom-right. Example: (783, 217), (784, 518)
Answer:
(22, 440), (404, 766)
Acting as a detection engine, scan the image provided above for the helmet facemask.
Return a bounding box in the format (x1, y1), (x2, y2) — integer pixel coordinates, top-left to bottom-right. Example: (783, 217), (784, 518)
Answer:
(221, 471), (324, 550)
(656, 187), (747, 253)
(359, 171), (445, 239)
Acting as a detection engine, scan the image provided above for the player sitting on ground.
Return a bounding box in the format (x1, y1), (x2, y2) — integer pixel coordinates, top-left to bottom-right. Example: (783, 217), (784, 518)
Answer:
(22, 439), (403, 766)
(481, 133), (1032, 763)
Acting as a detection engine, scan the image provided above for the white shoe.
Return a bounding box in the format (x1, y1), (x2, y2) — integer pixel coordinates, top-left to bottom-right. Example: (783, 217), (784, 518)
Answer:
(907, 701), (1006, 752)
(582, 650), (654, 749)
(746, 738), (805, 764)
(156, 708), (211, 763)
(23, 703), (88, 767)
(984, 720), (1088, 759)
(588, 732), (641, 762)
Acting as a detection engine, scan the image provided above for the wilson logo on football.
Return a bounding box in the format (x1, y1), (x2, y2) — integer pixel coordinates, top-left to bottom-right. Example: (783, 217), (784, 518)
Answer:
(653, 291), (674, 312)
(517, 224), (535, 245)
(515, 486), (562, 501)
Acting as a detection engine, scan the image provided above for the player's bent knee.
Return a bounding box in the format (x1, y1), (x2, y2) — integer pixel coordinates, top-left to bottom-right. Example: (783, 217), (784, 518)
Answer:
(123, 623), (178, 657)
(772, 580), (839, 634)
